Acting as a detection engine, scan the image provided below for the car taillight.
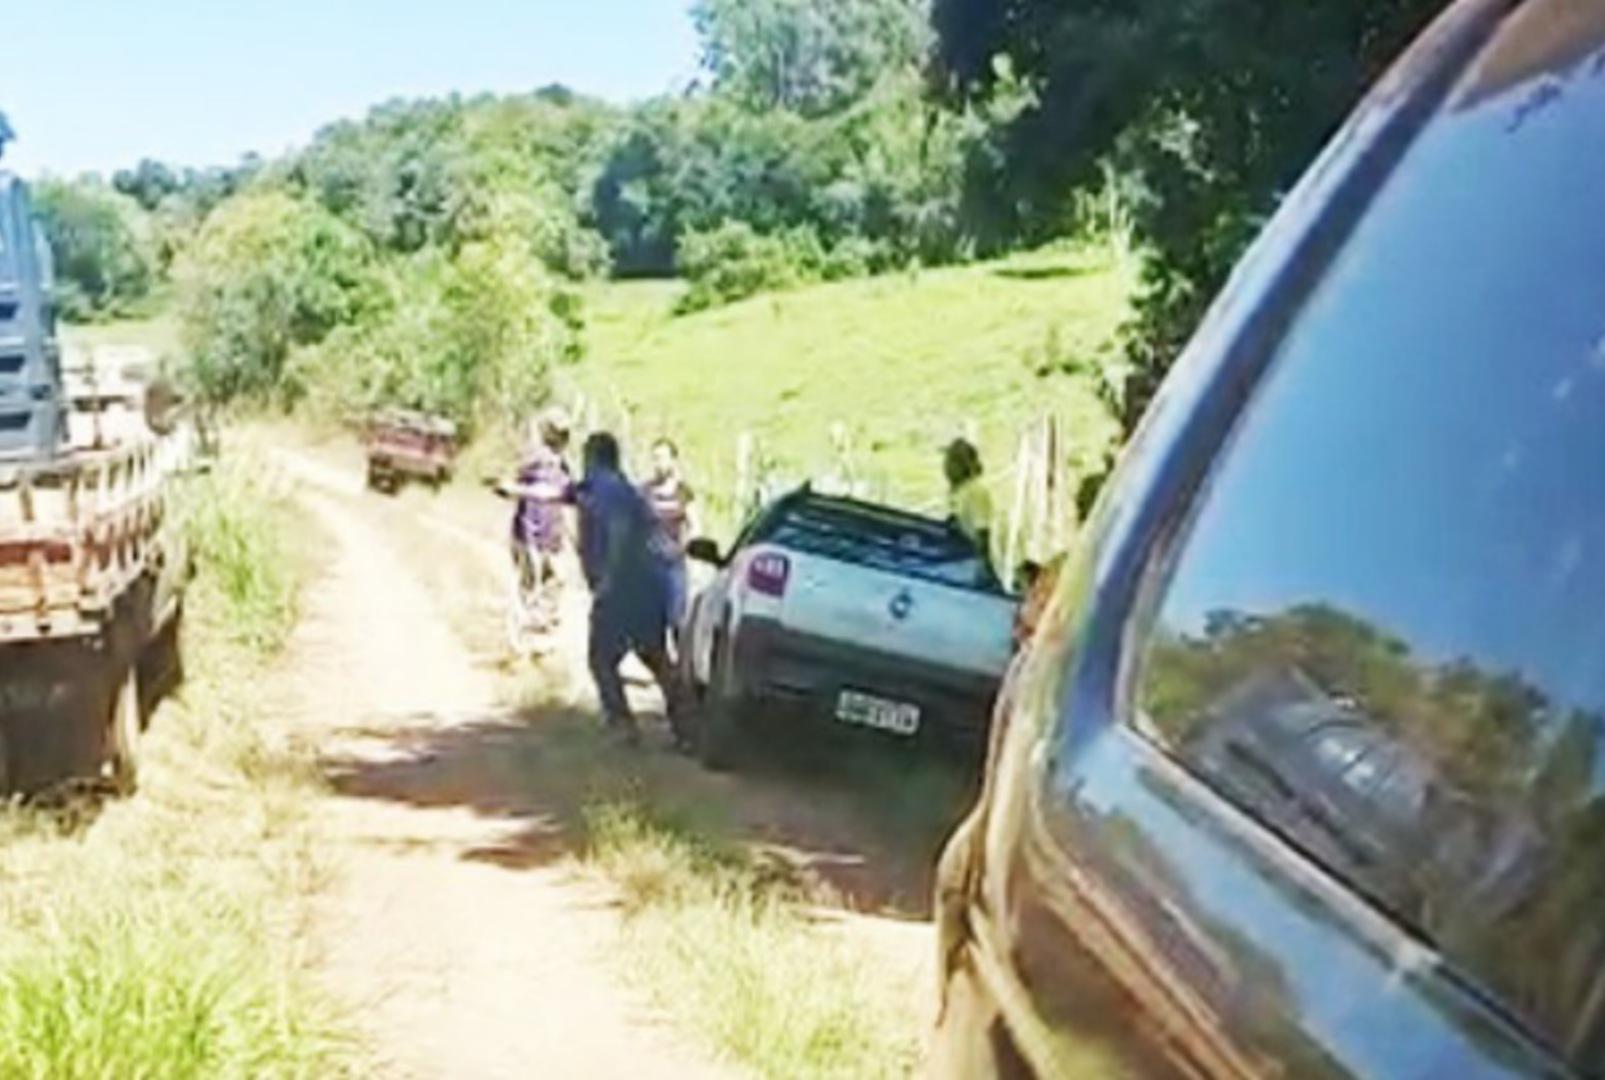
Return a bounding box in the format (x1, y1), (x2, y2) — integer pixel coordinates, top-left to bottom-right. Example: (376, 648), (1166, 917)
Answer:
(747, 553), (790, 597)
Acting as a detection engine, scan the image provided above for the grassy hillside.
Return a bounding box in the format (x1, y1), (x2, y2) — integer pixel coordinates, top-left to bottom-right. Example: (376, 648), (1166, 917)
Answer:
(567, 244), (1136, 532)
(60, 313), (182, 359)
(62, 244), (1136, 544)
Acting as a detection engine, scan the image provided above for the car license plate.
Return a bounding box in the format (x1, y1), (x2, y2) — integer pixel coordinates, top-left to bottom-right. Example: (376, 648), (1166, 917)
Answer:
(835, 690), (920, 736)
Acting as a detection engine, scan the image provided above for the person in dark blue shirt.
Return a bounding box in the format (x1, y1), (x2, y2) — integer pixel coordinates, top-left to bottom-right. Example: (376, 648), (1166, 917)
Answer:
(504, 431), (681, 745)
(575, 432), (683, 744)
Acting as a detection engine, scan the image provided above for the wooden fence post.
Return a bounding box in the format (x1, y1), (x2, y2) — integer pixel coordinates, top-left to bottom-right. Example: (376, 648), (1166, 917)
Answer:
(735, 430), (755, 521)
(1004, 427), (1032, 581)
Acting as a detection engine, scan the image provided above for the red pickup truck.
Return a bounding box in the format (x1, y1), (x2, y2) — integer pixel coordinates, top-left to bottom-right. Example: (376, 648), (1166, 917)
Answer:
(364, 409), (458, 493)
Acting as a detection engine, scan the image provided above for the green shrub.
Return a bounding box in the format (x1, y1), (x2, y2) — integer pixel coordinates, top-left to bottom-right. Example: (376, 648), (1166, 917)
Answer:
(818, 236), (892, 281)
(675, 221), (828, 313)
(180, 459), (301, 653)
(176, 190), (376, 404)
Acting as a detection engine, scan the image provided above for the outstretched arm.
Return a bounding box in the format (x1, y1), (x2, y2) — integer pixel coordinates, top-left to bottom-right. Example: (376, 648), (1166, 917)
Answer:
(496, 478), (572, 502)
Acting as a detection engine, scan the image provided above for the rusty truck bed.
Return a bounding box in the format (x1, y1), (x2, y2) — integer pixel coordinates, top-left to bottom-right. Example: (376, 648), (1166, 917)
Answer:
(0, 437), (174, 642)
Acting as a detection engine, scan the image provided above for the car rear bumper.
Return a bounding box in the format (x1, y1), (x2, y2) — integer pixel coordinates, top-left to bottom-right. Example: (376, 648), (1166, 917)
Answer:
(368, 452), (450, 477)
(728, 616), (1002, 746)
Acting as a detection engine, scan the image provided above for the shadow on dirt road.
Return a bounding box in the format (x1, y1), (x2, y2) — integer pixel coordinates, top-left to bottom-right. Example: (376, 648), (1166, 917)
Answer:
(322, 690), (976, 919)
(273, 430), (977, 919)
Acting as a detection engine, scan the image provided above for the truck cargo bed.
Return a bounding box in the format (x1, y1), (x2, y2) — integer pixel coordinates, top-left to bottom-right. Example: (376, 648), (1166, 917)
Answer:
(0, 438), (170, 642)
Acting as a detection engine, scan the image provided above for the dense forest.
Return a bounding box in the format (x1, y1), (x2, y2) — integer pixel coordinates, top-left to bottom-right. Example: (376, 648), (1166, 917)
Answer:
(30, 0), (1447, 435)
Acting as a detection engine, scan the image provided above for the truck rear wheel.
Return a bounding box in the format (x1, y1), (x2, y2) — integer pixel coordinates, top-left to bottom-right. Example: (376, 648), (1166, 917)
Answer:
(367, 461), (396, 494)
(106, 663), (141, 794)
(140, 604), (185, 715)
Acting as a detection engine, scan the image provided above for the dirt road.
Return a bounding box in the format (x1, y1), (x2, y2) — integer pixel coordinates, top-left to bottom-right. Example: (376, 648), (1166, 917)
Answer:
(262, 438), (955, 1077)
(276, 484), (729, 1079)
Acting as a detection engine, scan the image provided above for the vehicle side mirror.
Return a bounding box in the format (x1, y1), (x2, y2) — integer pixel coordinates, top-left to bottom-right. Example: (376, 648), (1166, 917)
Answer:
(686, 537), (724, 566)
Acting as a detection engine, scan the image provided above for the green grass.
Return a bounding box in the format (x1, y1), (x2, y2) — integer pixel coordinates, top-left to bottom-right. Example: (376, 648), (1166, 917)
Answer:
(568, 244), (1136, 534)
(583, 801), (923, 1080)
(0, 452), (356, 1078)
(181, 463), (304, 655)
(60, 312), (183, 364)
(69, 243), (1135, 544)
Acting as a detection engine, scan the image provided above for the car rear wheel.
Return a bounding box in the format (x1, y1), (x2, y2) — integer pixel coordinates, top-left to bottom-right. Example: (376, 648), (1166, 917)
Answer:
(697, 635), (747, 771)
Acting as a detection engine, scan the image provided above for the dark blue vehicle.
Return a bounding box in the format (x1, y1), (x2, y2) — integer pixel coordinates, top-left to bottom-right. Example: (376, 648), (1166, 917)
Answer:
(931, 0), (1605, 1075)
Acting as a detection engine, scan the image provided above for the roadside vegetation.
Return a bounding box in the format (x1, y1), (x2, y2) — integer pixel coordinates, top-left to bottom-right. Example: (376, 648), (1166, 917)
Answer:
(0, 456), (354, 1078)
(34, 0), (1452, 444)
(19, 0), (1470, 1073)
(442, 683), (948, 1079)
(585, 801), (921, 1079)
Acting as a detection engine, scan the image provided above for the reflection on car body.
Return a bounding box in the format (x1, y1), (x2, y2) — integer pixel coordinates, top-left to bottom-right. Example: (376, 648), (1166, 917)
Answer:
(931, 0), (1605, 1075)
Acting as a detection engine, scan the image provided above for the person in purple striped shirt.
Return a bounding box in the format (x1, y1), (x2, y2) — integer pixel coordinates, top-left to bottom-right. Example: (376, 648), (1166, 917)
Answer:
(505, 409), (572, 645)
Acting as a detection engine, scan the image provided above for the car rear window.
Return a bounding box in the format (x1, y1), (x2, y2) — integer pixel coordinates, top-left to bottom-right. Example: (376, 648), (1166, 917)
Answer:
(1131, 20), (1605, 1062)
(758, 495), (1002, 592)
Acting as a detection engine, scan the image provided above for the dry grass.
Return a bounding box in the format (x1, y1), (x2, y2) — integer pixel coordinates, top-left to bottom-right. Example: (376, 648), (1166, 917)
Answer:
(583, 800), (924, 1080)
(0, 452), (358, 1078)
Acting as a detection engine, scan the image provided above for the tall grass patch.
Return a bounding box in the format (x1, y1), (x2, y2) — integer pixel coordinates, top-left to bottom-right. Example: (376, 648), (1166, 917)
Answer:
(182, 461), (303, 654)
(0, 451), (355, 1078)
(584, 801), (922, 1080)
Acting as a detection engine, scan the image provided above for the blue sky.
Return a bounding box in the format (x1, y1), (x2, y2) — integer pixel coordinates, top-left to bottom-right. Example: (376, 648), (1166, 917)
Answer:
(0, 1), (699, 178)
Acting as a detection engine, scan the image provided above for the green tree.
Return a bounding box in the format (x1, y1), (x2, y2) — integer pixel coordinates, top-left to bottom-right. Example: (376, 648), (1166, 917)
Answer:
(293, 90), (616, 277)
(294, 235), (580, 433)
(593, 0), (988, 292)
(176, 190), (375, 402)
(590, 70), (983, 289)
(692, 0), (930, 117)
(929, 0), (1445, 428)
(33, 179), (157, 321)
(112, 159), (181, 212)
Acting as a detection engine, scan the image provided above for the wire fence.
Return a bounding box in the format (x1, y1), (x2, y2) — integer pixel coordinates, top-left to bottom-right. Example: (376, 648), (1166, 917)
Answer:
(561, 383), (1092, 584)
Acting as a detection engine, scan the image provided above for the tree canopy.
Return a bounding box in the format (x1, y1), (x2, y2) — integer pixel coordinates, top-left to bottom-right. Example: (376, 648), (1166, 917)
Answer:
(930, 0), (1447, 425)
(33, 179), (157, 321)
(692, 0), (930, 116)
(29, 0), (1466, 439)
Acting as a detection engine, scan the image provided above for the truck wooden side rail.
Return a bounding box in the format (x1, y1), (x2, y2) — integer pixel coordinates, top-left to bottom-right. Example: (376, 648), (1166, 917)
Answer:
(0, 433), (188, 793)
(0, 437), (169, 641)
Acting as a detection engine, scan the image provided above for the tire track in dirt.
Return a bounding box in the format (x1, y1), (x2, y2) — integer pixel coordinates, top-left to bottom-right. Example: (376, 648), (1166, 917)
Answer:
(275, 482), (731, 1079)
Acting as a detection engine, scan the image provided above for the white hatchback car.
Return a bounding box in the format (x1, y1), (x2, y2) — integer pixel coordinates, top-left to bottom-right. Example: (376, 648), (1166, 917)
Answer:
(677, 486), (1018, 769)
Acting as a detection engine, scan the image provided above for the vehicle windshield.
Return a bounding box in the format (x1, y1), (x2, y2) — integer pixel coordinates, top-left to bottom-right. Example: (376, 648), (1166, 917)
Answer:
(1135, 23), (1605, 1058)
(758, 495), (1003, 593)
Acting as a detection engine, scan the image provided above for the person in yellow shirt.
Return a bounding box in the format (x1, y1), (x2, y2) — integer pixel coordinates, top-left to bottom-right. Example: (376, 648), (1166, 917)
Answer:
(944, 438), (995, 571)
